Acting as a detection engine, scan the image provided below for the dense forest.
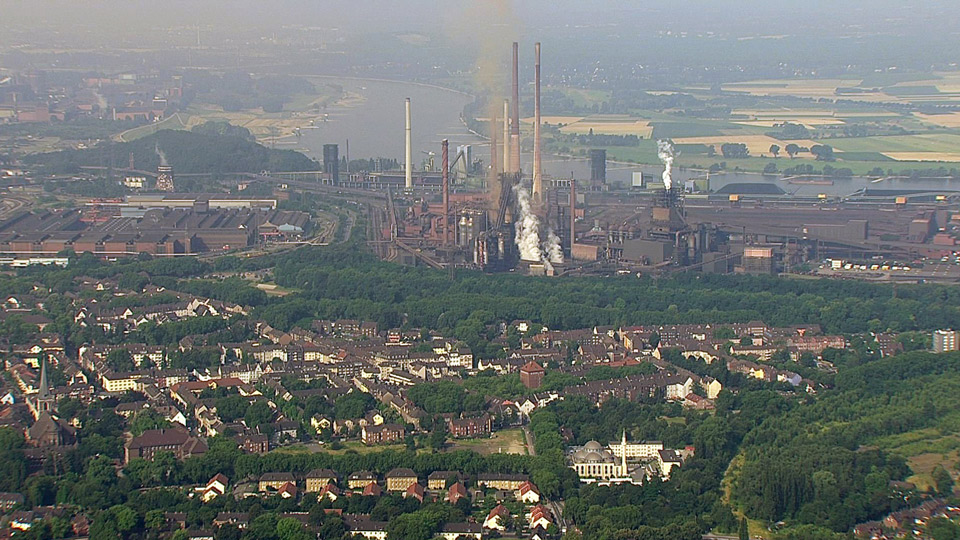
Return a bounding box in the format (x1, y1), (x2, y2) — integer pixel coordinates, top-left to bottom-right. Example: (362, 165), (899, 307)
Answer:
(24, 128), (318, 176)
(734, 351), (960, 531)
(11, 242), (960, 359)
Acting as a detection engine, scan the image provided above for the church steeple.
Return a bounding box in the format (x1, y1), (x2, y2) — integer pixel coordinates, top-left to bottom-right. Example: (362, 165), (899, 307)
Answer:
(38, 357), (50, 399)
(33, 357), (55, 420)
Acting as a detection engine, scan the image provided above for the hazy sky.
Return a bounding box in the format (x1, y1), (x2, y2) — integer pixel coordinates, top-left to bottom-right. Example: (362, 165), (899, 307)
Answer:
(4, 0), (959, 37)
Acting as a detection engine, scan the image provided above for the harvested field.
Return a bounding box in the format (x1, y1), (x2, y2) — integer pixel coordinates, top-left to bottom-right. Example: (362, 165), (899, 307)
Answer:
(524, 116), (585, 125)
(913, 112), (960, 128)
(673, 135), (823, 157)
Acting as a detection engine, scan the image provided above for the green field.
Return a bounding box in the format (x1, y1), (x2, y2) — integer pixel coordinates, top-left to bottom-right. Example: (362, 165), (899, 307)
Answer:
(600, 141), (661, 164)
(831, 151), (895, 162)
(829, 133), (960, 153)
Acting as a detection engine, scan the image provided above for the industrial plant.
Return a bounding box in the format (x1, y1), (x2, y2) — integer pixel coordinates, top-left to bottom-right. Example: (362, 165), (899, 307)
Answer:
(253, 41), (960, 282)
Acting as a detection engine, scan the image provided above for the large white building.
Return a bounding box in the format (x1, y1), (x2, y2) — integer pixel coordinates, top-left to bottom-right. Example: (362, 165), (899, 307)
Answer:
(569, 432), (684, 484)
(569, 440), (626, 481)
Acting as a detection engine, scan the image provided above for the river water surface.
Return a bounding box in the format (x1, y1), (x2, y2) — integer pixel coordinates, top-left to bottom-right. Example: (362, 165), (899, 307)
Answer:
(291, 77), (959, 198)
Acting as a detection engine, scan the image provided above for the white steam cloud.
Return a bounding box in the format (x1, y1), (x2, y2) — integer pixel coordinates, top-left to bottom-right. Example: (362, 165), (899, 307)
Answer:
(513, 183), (564, 270)
(514, 184), (543, 262)
(544, 227), (563, 265)
(155, 142), (169, 167)
(657, 139), (675, 190)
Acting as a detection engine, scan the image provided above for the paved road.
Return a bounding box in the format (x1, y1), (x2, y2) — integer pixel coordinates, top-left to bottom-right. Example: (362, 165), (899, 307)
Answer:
(522, 426), (536, 456)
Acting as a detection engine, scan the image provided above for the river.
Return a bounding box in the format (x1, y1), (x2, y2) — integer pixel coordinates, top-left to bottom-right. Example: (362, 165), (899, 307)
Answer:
(288, 77), (960, 198)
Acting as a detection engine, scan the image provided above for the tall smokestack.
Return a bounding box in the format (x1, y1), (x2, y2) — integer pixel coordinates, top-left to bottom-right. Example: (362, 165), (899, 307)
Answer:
(405, 98), (413, 190)
(502, 100), (510, 175)
(510, 41), (521, 174)
(569, 180), (576, 260)
(490, 109), (498, 185)
(442, 139), (450, 245)
(533, 42), (543, 200)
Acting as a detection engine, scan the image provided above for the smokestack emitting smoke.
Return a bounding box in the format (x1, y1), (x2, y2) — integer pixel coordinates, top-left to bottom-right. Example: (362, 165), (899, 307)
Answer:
(503, 100), (510, 175)
(405, 98), (413, 190)
(510, 41), (521, 174)
(533, 42), (543, 200)
(657, 139), (675, 190)
(442, 139), (450, 245)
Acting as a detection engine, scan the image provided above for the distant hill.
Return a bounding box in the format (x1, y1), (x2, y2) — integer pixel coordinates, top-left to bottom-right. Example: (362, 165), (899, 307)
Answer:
(25, 129), (318, 176)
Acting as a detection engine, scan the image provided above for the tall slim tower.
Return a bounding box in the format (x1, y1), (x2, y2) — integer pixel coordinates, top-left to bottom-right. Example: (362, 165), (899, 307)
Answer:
(510, 41), (521, 174)
(405, 98), (413, 190)
(533, 42), (543, 200)
(442, 139), (450, 245)
(489, 109), (499, 186)
(502, 100), (510, 175)
(569, 180), (577, 260)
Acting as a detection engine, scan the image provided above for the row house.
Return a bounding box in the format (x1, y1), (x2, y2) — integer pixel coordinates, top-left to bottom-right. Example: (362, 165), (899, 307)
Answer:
(534, 328), (603, 348)
(124, 428), (208, 464)
(564, 373), (693, 406)
(785, 335), (847, 355)
(447, 413), (492, 439)
(477, 473), (529, 491)
(361, 423), (406, 445)
(729, 343), (778, 362)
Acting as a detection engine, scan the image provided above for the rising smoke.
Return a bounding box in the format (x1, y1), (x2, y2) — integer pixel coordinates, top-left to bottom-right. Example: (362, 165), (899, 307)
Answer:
(657, 139), (675, 190)
(513, 183), (564, 269)
(514, 184), (543, 262)
(543, 227), (563, 264)
(155, 142), (169, 167)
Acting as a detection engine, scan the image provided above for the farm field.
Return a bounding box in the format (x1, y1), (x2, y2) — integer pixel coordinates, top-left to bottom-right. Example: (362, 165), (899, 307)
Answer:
(828, 133), (960, 154)
(555, 114), (653, 137)
(672, 135), (822, 158)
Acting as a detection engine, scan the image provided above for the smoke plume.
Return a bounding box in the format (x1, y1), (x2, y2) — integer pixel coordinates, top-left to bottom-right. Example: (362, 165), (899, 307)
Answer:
(513, 183), (542, 262)
(657, 139), (675, 190)
(155, 142), (169, 167)
(543, 227), (563, 264)
(513, 183), (564, 269)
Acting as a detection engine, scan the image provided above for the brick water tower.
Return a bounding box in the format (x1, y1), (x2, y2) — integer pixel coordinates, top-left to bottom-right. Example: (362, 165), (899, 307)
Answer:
(520, 361), (545, 389)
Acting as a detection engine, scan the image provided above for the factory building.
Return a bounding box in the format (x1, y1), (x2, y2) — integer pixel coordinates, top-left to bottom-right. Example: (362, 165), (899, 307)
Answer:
(741, 247), (775, 275)
(0, 206), (309, 257)
(802, 220), (869, 243)
(323, 144), (340, 184)
(622, 239), (673, 265)
(589, 149), (607, 186)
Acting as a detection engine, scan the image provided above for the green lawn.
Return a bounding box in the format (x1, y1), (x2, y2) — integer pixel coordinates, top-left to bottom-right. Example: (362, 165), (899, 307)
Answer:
(602, 141), (661, 164)
(556, 88), (612, 108)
